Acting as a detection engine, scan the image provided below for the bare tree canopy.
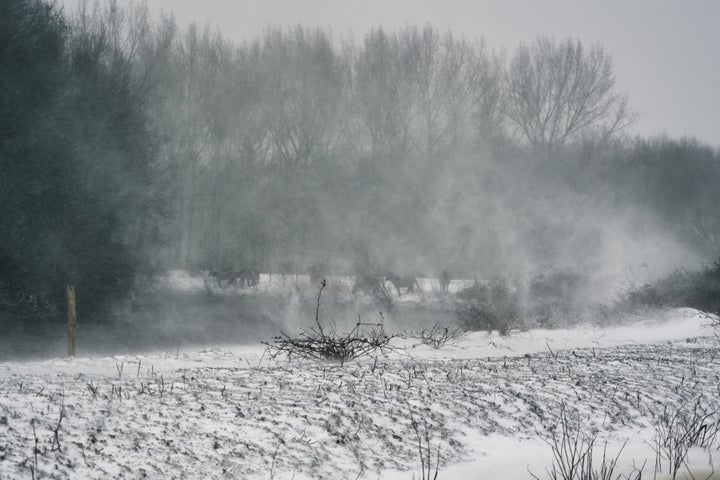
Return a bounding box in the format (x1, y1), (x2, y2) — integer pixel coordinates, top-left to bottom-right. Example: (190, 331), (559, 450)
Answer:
(503, 36), (632, 153)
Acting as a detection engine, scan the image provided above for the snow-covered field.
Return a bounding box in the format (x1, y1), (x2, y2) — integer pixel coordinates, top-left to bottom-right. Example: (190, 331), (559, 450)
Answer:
(1, 306), (719, 479)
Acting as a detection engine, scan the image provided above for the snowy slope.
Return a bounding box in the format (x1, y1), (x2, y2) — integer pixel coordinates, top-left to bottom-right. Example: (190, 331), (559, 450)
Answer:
(0, 308), (718, 479)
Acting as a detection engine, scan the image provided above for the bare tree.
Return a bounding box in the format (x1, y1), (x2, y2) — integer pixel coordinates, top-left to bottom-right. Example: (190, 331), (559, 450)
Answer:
(502, 36), (632, 154)
(351, 27), (416, 166)
(351, 25), (505, 165)
(403, 26), (502, 160)
(469, 39), (506, 148)
(260, 26), (347, 170)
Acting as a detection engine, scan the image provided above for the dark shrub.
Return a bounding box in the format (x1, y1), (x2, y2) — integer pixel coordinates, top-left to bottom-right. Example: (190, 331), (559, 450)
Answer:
(625, 284), (663, 309)
(685, 261), (720, 315)
(657, 261), (720, 315)
(455, 279), (522, 335)
(526, 269), (589, 327)
(614, 259), (720, 316)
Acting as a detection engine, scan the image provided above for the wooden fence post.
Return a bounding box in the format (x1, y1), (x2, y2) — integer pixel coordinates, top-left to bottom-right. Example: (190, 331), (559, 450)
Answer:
(67, 285), (76, 357)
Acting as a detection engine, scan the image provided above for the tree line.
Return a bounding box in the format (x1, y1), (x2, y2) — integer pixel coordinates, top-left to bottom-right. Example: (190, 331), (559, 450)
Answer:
(1, 0), (718, 320)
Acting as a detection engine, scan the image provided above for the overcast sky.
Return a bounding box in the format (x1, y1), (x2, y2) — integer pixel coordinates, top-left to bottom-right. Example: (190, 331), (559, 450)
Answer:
(63, 0), (720, 147)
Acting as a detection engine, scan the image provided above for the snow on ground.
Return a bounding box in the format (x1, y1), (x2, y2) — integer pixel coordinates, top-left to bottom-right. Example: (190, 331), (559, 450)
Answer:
(0, 308), (718, 479)
(161, 270), (473, 299)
